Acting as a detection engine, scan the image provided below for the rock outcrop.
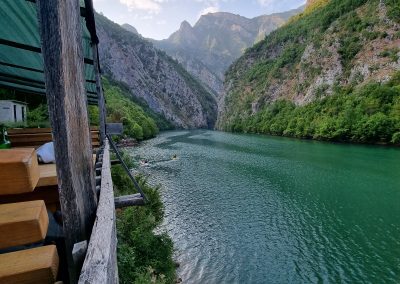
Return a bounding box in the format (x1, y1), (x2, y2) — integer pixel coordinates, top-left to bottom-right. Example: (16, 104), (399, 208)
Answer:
(95, 14), (217, 129)
(153, 8), (304, 96)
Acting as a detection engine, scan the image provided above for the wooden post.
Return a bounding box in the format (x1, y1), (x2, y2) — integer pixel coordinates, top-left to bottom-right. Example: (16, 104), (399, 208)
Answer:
(92, 45), (106, 143)
(37, 0), (98, 282)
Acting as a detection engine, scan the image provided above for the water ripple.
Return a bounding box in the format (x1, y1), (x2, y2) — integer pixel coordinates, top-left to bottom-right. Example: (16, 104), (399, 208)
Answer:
(130, 130), (400, 284)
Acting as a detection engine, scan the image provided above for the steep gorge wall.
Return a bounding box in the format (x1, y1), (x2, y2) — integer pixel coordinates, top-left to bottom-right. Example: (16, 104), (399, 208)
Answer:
(96, 14), (217, 129)
(218, 0), (400, 129)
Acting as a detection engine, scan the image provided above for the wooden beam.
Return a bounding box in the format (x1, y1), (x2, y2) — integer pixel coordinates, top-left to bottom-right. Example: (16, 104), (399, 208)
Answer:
(37, 0), (98, 282)
(0, 245), (59, 284)
(0, 148), (39, 195)
(79, 140), (119, 284)
(92, 45), (106, 143)
(110, 160), (121, 165)
(114, 193), (145, 208)
(72, 241), (88, 266)
(0, 200), (49, 249)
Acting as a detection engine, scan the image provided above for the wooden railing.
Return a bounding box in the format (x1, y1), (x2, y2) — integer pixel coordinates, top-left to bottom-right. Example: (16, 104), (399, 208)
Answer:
(79, 139), (118, 283)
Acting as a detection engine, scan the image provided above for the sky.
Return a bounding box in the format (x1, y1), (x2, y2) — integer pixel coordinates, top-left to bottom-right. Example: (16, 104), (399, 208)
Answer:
(93, 0), (306, 40)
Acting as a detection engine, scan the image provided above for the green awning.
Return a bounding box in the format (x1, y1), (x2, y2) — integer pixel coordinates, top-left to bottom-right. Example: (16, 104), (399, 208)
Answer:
(0, 0), (98, 103)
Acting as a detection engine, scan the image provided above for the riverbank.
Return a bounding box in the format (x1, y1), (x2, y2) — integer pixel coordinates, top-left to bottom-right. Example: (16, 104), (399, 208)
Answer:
(111, 150), (176, 284)
(218, 73), (400, 146)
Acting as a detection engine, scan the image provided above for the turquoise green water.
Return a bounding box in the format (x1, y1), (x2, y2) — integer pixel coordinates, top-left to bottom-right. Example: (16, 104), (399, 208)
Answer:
(131, 130), (400, 283)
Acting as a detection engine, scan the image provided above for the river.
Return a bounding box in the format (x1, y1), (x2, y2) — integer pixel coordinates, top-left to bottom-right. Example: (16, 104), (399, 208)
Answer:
(130, 130), (400, 283)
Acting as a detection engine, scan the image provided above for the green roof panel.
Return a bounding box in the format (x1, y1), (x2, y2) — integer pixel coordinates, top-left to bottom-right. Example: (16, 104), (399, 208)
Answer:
(0, 0), (98, 102)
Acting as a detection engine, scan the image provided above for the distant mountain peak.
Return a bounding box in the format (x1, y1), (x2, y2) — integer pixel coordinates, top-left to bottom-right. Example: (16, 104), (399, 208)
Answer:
(180, 20), (192, 30)
(121, 23), (139, 35)
(154, 7), (304, 96)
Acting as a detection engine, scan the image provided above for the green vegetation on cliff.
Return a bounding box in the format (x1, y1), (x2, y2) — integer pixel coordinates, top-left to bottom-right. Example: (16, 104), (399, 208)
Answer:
(224, 73), (400, 144)
(112, 153), (176, 284)
(219, 0), (400, 144)
(89, 77), (173, 140)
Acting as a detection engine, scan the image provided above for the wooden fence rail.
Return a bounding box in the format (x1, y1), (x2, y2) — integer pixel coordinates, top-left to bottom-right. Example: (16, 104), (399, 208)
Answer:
(79, 139), (118, 284)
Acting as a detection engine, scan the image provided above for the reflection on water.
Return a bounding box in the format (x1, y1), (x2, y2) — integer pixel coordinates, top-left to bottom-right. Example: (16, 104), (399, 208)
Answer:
(130, 130), (400, 284)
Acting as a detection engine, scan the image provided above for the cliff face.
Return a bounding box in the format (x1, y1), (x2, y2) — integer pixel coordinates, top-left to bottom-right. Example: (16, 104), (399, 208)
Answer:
(95, 14), (217, 129)
(153, 8), (304, 96)
(217, 0), (400, 128)
(121, 23), (139, 35)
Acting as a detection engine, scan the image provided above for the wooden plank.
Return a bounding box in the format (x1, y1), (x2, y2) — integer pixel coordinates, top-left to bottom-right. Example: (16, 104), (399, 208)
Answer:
(0, 148), (39, 195)
(0, 245), (59, 284)
(8, 132), (99, 141)
(36, 155), (97, 188)
(92, 45), (106, 143)
(9, 133), (53, 143)
(0, 200), (48, 249)
(37, 164), (58, 187)
(114, 193), (145, 208)
(7, 128), (53, 134)
(79, 140), (118, 284)
(37, 0), (98, 281)
(8, 127), (99, 135)
(8, 133), (99, 148)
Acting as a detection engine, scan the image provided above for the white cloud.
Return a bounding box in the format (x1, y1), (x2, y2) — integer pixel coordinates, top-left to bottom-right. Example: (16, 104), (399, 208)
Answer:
(199, 5), (219, 16)
(258, 0), (280, 7)
(119, 0), (167, 14)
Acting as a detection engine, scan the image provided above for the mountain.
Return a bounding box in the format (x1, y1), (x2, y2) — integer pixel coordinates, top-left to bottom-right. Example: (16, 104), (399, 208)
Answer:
(121, 23), (139, 36)
(95, 13), (217, 129)
(217, 0), (400, 144)
(153, 8), (304, 96)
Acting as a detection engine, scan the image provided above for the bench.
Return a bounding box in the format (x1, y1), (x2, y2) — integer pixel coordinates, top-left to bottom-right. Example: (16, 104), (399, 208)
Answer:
(0, 200), (59, 283)
(0, 148), (40, 195)
(0, 200), (49, 250)
(0, 245), (59, 284)
(8, 127), (100, 148)
(0, 151), (97, 211)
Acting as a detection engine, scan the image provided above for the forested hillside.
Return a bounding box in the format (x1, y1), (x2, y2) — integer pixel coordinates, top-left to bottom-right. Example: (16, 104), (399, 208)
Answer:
(218, 0), (400, 144)
(102, 77), (173, 140)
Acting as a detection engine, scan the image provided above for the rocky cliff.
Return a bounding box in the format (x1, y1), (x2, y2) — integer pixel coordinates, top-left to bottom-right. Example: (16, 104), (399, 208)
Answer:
(153, 8), (304, 96)
(217, 0), (400, 144)
(121, 23), (139, 36)
(95, 14), (217, 129)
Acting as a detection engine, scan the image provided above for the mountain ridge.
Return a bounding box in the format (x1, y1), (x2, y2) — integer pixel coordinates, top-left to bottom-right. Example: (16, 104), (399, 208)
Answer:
(152, 7), (304, 96)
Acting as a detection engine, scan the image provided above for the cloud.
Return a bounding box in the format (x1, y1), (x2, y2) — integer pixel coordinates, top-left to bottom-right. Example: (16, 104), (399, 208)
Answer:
(257, 0), (273, 5)
(119, 0), (167, 14)
(199, 5), (219, 16)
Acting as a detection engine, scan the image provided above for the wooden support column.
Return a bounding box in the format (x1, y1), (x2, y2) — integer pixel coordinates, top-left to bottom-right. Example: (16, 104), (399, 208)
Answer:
(92, 45), (106, 143)
(37, 0), (98, 282)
